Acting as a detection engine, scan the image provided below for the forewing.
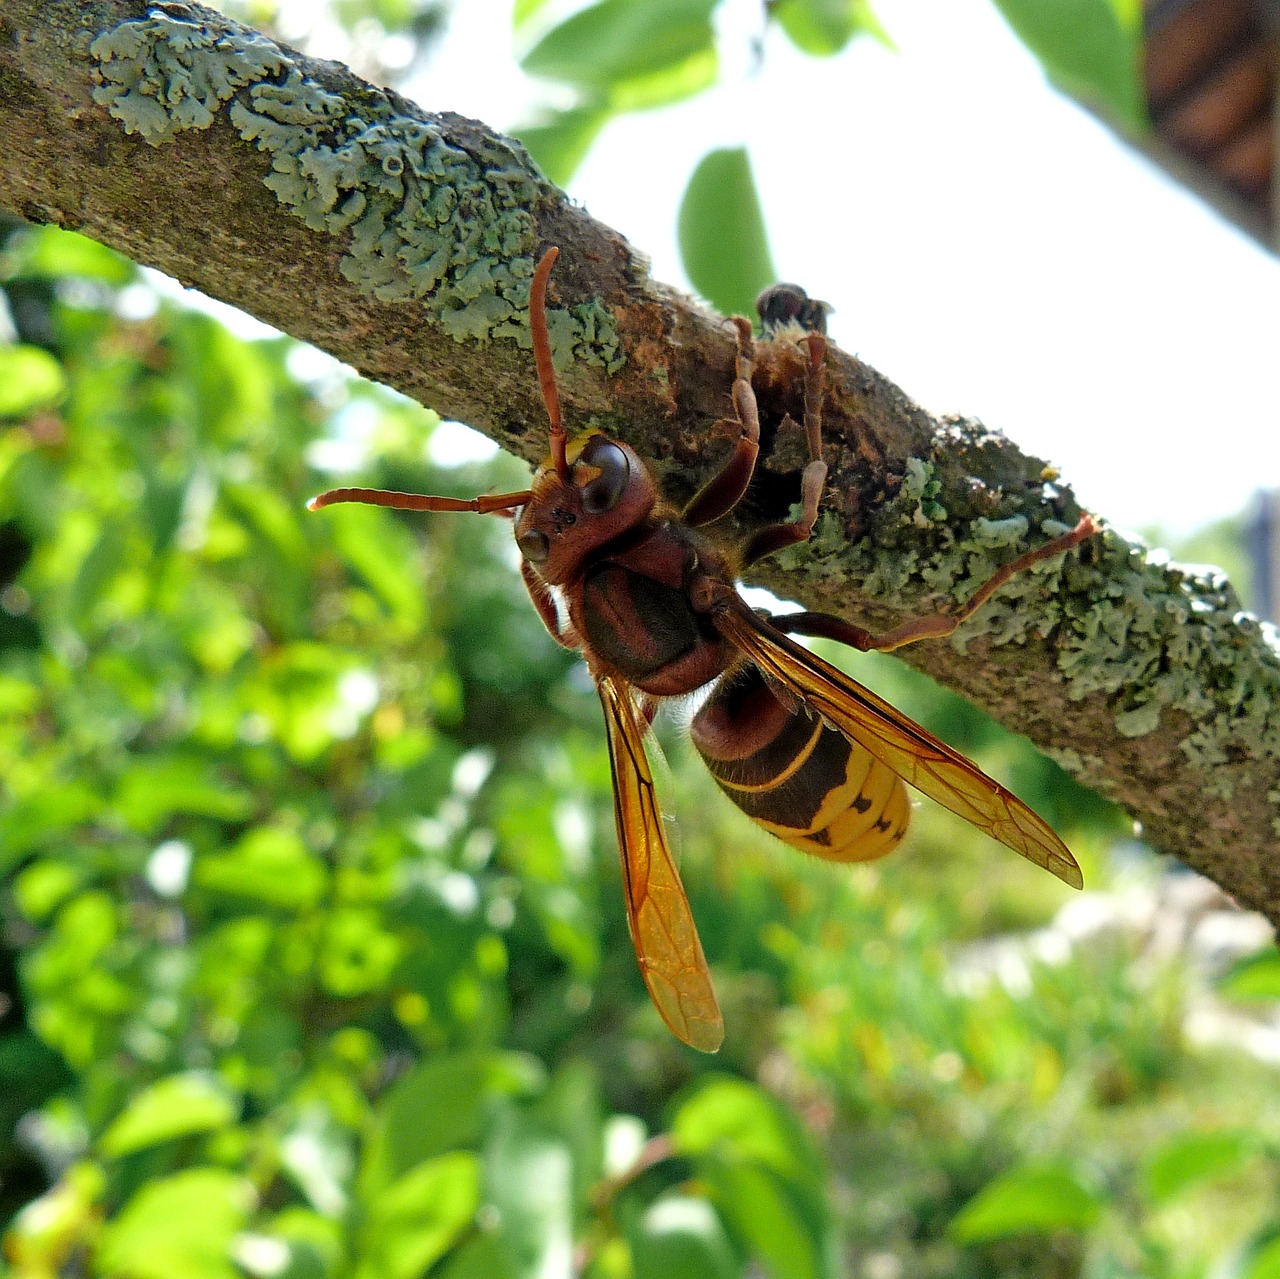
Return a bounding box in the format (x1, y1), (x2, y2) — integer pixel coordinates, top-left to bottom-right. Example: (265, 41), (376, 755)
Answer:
(596, 673), (724, 1051)
(715, 598), (1082, 889)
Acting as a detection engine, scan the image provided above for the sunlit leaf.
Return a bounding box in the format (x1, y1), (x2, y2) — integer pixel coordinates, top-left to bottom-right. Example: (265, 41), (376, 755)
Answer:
(354, 1153), (480, 1279)
(7, 225), (136, 284)
(360, 1052), (544, 1196)
(13, 859), (85, 922)
(515, 104), (613, 187)
(629, 1196), (740, 1279)
(115, 756), (255, 833)
(513, 0), (557, 29)
(0, 785), (100, 873)
(0, 345), (68, 417)
(196, 827), (328, 910)
(702, 1160), (826, 1279)
(5, 1163), (106, 1276)
(678, 148), (777, 320)
(522, 0), (718, 111)
(484, 1107), (573, 1279)
(320, 907), (404, 997)
(673, 1076), (817, 1185)
(1219, 948), (1280, 1001)
(950, 1163), (1101, 1241)
(607, 46), (717, 112)
(989, 0), (1146, 130)
(97, 1168), (255, 1279)
(771, 0), (892, 55)
(99, 1072), (239, 1158)
(1143, 1130), (1258, 1205)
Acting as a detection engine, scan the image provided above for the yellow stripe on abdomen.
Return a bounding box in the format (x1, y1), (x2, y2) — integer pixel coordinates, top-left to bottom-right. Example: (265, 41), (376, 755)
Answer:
(759, 743), (910, 864)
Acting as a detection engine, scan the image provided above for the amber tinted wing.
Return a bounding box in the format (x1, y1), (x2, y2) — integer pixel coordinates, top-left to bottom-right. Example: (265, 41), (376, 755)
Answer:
(715, 597), (1082, 888)
(596, 673), (724, 1051)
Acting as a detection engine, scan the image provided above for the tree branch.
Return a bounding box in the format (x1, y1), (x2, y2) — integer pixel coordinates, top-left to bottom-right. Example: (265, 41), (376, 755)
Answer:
(4, 0), (1280, 922)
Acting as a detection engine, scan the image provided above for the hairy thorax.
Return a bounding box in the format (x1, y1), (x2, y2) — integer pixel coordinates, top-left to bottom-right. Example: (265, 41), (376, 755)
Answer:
(573, 519), (731, 697)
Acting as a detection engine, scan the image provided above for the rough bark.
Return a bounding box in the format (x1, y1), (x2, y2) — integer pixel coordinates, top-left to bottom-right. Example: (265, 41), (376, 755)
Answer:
(3, 0), (1280, 923)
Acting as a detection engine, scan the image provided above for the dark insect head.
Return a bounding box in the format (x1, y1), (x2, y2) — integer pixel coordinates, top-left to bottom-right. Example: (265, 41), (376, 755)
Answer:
(515, 248), (657, 584)
(514, 431), (656, 584)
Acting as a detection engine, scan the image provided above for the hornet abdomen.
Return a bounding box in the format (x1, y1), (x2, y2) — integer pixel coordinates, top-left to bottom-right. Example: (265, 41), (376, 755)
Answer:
(691, 665), (910, 862)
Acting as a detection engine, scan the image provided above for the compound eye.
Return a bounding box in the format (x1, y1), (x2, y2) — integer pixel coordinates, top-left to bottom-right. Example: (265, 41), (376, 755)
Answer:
(579, 439), (630, 515)
(517, 529), (550, 563)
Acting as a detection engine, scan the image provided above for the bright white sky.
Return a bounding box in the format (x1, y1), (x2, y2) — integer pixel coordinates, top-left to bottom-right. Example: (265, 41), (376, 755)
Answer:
(402, 0), (1278, 539)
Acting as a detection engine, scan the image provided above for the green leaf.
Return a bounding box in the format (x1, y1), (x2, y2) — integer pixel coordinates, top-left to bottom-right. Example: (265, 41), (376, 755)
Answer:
(354, 1153), (480, 1279)
(262, 1207), (344, 1279)
(360, 1052), (544, 1196)
(97, 1168), (255, 1279)
(319, 907), (403, 997)
(1241, 1231), (1280, 1279)
(515, 104), (613, 187)
(196, 826), (328, 911)
(989, 0), (1146, 130)
(950, 1163), (1101, 1242)
(326, 502), (426, 630)
(513, 0), (557, 29)
(8, 225), (137, 284)
(673, 1077), (817, 1185)
(522, 0), (718, 110)
(538, 1060), (605, 1213)
(99, 1072), (239, 1158)
(771, 0), (892, 55)
(1143, 1130), (1258, 1205)
(0, 785), (100, 874)
(484, 1108), (573, 1279)
(0, 345), (68, 417)
(607, 46), (718, 112)
(678, 148), (777, 320)
(629, 1196), (740, 1279)
(115, 756), (255, 833)
(279, 1109), (355, 1218)
(436, 1233), (515, 1279)
(13, 859), (86, 922)
(223, 481), (311, 572)
(703, 1160), (825, 1279)
(1219, 949), (1280, 1001)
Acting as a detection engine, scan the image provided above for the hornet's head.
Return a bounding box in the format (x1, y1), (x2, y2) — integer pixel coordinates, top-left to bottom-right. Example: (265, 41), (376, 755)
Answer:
(513, 431), (656, 585)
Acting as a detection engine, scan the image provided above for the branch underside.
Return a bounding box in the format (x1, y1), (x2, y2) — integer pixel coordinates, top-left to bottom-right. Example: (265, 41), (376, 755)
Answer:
(3, 0), (1279, 921)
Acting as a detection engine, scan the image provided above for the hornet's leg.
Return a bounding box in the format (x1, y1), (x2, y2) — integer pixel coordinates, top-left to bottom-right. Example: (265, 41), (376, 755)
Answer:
(771, 514), (1099, 653)
(682, 317), (762, 528)
(520, 559), (579, 650)
(742, 332), (829, 565)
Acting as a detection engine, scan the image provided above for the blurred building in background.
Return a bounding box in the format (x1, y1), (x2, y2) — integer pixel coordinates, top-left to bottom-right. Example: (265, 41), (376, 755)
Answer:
(1139, 0), (1278, 250)
(1246, 490), (1280, 620)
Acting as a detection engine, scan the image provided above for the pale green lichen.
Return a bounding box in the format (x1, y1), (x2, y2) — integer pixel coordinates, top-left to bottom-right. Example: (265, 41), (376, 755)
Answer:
(900, 456), (947, 526)
(772, 407), (1280, 804)
(89, 8), (623, 371)
(90, 11), (287, 137)
(1042, 746), (1101, 777)
(828, 445), (1280, 796)
(1053, 540), (1280, 793)
(773, 510), (850, 582)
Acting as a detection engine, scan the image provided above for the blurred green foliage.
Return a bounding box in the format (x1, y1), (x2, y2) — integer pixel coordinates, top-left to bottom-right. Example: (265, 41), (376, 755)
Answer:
(2, 204), (1280, 1279)
(0, 2), (1264, 1275)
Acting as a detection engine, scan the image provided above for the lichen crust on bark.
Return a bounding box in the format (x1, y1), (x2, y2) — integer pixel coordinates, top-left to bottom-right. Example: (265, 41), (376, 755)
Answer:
(773, 414), (1280, 816)
(89, 5), (623, 369)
